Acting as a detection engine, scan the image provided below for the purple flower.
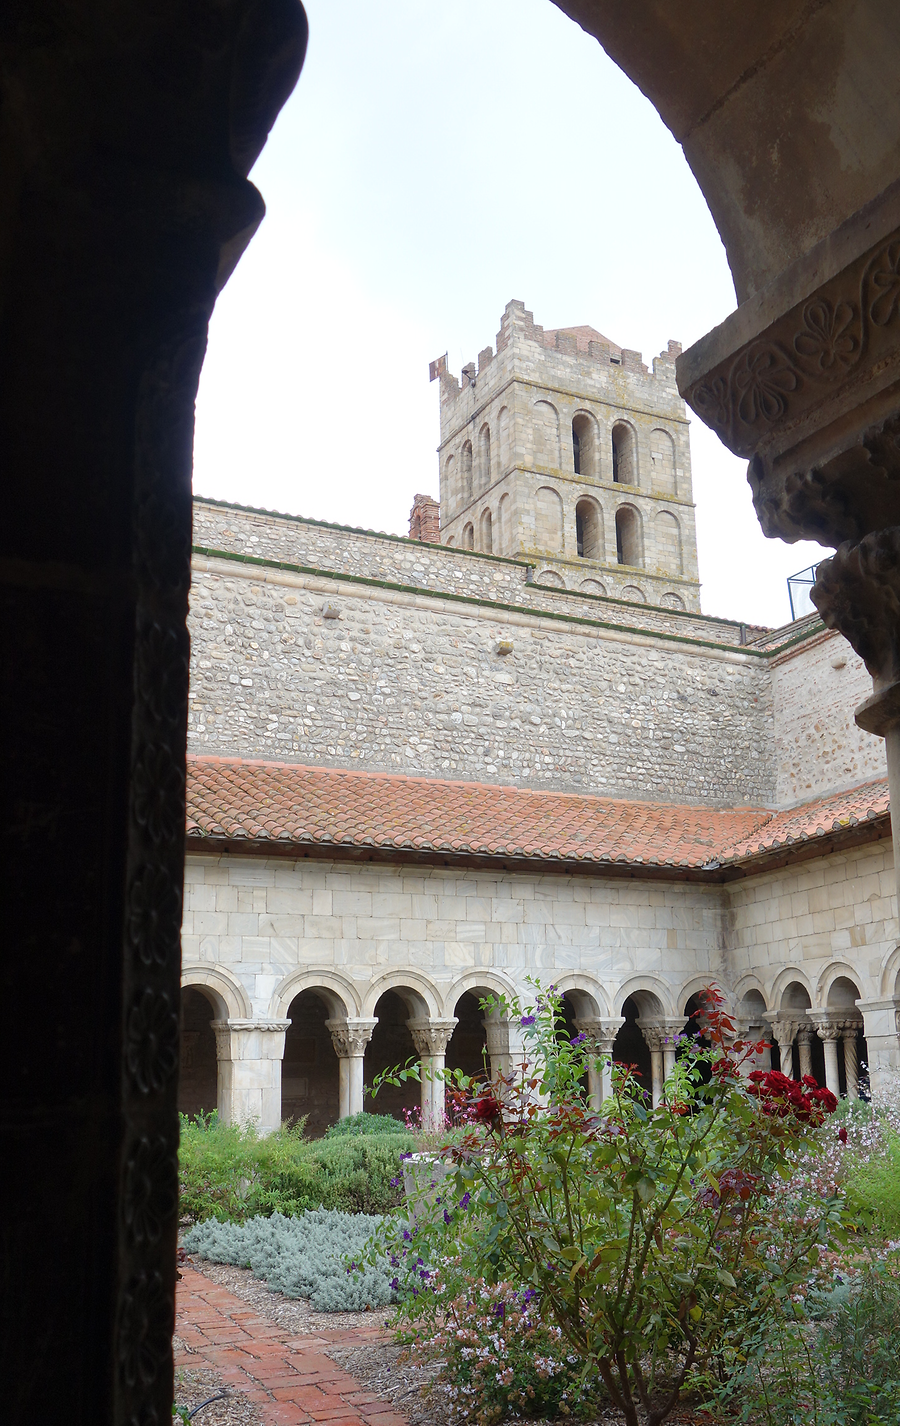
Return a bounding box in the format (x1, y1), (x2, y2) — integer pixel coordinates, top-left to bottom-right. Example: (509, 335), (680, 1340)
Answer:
(460, 1191), (471, 1210)
(402, 1229), (412, 1241)
(571, 1033), (587, 1046)
(520, 1015), (536, 1027)
(390, 1277), (399, 1291)
(443, 1209), (452, 1225)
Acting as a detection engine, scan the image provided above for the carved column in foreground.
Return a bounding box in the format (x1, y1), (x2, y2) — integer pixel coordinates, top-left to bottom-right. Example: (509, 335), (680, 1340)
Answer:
(678, 191), (900, 1095)
(408, 1018), (458, 1131)
(326, 1018), (378, 1119)
(574, 1017), (625, 1108)
(797, 1027), (815, 1082)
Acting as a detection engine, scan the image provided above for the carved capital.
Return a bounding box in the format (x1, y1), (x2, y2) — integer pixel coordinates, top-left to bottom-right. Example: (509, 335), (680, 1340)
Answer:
(482, 1019), (509, 1058)
(764, 1014), (799, 1051)
(408, 1017), (458, 1058)
(808, 1012), (846, 1043)
(679, 204), (900, 548)
(325, 1017), (378, 1059)
(812, 526), (900, 687)
(574, 1016), (625, 1054)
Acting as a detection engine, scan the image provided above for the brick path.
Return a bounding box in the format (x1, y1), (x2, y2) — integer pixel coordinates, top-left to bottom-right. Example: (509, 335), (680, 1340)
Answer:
(176, 1266), (407, 1426)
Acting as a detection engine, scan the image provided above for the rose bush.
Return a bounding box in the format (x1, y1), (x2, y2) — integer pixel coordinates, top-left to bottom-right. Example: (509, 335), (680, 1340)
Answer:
(365, 982), (847, 1426)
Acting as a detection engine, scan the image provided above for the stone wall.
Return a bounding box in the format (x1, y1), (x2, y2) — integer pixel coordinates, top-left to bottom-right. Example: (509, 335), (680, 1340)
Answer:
(726, 838), (896, 1008)
(181, 852), (729, 1023)
(187, 553), (776, 803)
(772, 627), (885, 805)
(193, 499), (742, 643)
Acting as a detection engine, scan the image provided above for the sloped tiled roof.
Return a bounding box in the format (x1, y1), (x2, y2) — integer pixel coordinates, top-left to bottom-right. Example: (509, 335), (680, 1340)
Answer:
(185, 757), (890, 873)
(542, 324), (622, 356)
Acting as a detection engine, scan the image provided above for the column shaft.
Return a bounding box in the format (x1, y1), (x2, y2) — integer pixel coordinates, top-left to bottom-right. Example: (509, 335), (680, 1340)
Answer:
(798, 1031), (813, 1080)
(326, 1018), (378, 1121)
(842, 1031), (859, 1100)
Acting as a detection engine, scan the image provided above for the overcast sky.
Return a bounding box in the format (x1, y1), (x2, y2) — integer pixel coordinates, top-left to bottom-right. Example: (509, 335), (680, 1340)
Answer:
(193, 0), (830, 627)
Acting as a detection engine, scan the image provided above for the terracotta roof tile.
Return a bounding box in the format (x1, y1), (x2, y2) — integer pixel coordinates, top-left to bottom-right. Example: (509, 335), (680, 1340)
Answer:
(185, 757), (891, 870)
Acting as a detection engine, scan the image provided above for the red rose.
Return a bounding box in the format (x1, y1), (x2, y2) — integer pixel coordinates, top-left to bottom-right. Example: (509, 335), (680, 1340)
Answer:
(837, 1127), (848, 1144)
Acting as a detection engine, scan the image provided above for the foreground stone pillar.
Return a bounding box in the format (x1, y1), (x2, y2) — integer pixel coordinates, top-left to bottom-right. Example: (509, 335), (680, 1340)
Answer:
(326, 1017), (378, 1118)
(0, 6), (307, 1420)
(212, 1020), (291, 1134)
(409, 1018), (458, 1131)
(857, 999), (900, 1094)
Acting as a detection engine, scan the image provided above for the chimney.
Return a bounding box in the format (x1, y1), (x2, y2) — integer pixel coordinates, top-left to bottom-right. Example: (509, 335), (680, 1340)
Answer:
(409, 493), (441, 543)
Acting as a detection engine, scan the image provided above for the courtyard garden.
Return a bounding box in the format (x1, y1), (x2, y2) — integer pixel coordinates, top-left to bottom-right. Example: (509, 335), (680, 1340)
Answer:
(179, 987), (900, 1426)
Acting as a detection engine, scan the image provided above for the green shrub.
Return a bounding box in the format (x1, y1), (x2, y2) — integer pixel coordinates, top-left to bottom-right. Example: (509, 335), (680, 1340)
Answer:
(845, 1127), (900, 1235)
(324, 1111), (408, 1138)
(184, 1209), (394, 1311)
(179, 1115), (414, 1222)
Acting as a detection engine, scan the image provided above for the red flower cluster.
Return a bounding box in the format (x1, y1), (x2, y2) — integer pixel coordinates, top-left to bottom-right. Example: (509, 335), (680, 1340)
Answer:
(747, 1069), (837, 1123)
(473, 1092), (502, 1125)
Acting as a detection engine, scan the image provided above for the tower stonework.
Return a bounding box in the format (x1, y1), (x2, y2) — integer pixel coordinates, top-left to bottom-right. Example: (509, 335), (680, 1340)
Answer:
(431, 299), (701, 612)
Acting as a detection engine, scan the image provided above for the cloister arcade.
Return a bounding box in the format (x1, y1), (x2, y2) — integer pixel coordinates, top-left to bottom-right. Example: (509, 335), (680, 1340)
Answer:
(178, 966), (872, 1135)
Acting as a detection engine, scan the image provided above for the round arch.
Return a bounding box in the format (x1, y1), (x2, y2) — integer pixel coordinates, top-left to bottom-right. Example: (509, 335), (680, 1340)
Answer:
(362, 969), (441, 1019)
(817, 962), (866, 1008)
(615, 976), (674, 1017)
(732, 973), (768, 1008)
(181, 963), (252, 1021)
(443, 970), (517, 1018)
(674, 975), (729, 1016)
(553, 972), (611, 1018)
(268, 968), (360, 1021)
(770, 967), (814, 1011)
(880, 944), (900, 997)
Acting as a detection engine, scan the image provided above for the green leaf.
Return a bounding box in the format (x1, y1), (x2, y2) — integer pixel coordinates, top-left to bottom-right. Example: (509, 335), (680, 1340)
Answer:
(636, 1176), (656, 1203)
(716, 1269), (736, 1288)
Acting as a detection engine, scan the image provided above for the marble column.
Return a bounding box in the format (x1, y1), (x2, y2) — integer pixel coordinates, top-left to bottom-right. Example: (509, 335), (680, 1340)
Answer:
(326, 1017), (378, 1119)
(842, 1025), (860, 1099)
(211, 1019), (292, 1134)
(574, 1017), (624, 1108)
(797, 1028), (814, 1081)
(408, 1018), (458, 1131)
(661, 1017), (687, 1081)
(809, 1015), (842, 1098)
(765, 1016), (798, 1078)
(639, 1023), (666, 1107)
(482, 1016), (512, 1084)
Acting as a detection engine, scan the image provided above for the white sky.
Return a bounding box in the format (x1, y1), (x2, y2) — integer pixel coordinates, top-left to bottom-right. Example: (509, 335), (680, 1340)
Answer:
(193, 0), (830, 628)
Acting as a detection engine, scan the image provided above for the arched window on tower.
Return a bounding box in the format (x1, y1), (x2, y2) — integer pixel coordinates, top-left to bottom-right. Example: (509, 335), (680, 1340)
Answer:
(575, 497), (602, 559)
(461, 441), (473, 504)
(478, 423), (491, 490)
(615, 506), (642, 567)
(462, 522), (475, 550)
(572, 412), (596, 479)
(497, 492), (510, 554)
(611, 422), (637, 485)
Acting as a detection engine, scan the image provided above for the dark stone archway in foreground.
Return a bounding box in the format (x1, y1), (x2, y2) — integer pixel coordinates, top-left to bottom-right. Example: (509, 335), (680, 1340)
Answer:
(1, 5), (306, 1421)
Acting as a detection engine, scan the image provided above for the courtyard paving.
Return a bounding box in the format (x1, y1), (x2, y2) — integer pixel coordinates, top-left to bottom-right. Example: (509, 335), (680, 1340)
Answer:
(175, 1265), (406, 1426)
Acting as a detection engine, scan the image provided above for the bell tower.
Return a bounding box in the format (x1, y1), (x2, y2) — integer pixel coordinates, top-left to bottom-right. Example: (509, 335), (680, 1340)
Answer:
(430, 299), (701, 612)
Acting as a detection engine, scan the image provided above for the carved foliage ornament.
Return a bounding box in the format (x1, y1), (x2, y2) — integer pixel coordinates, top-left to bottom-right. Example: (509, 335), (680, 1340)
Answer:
(812, 525), (900, 677)
(685, 235), (900, 458)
